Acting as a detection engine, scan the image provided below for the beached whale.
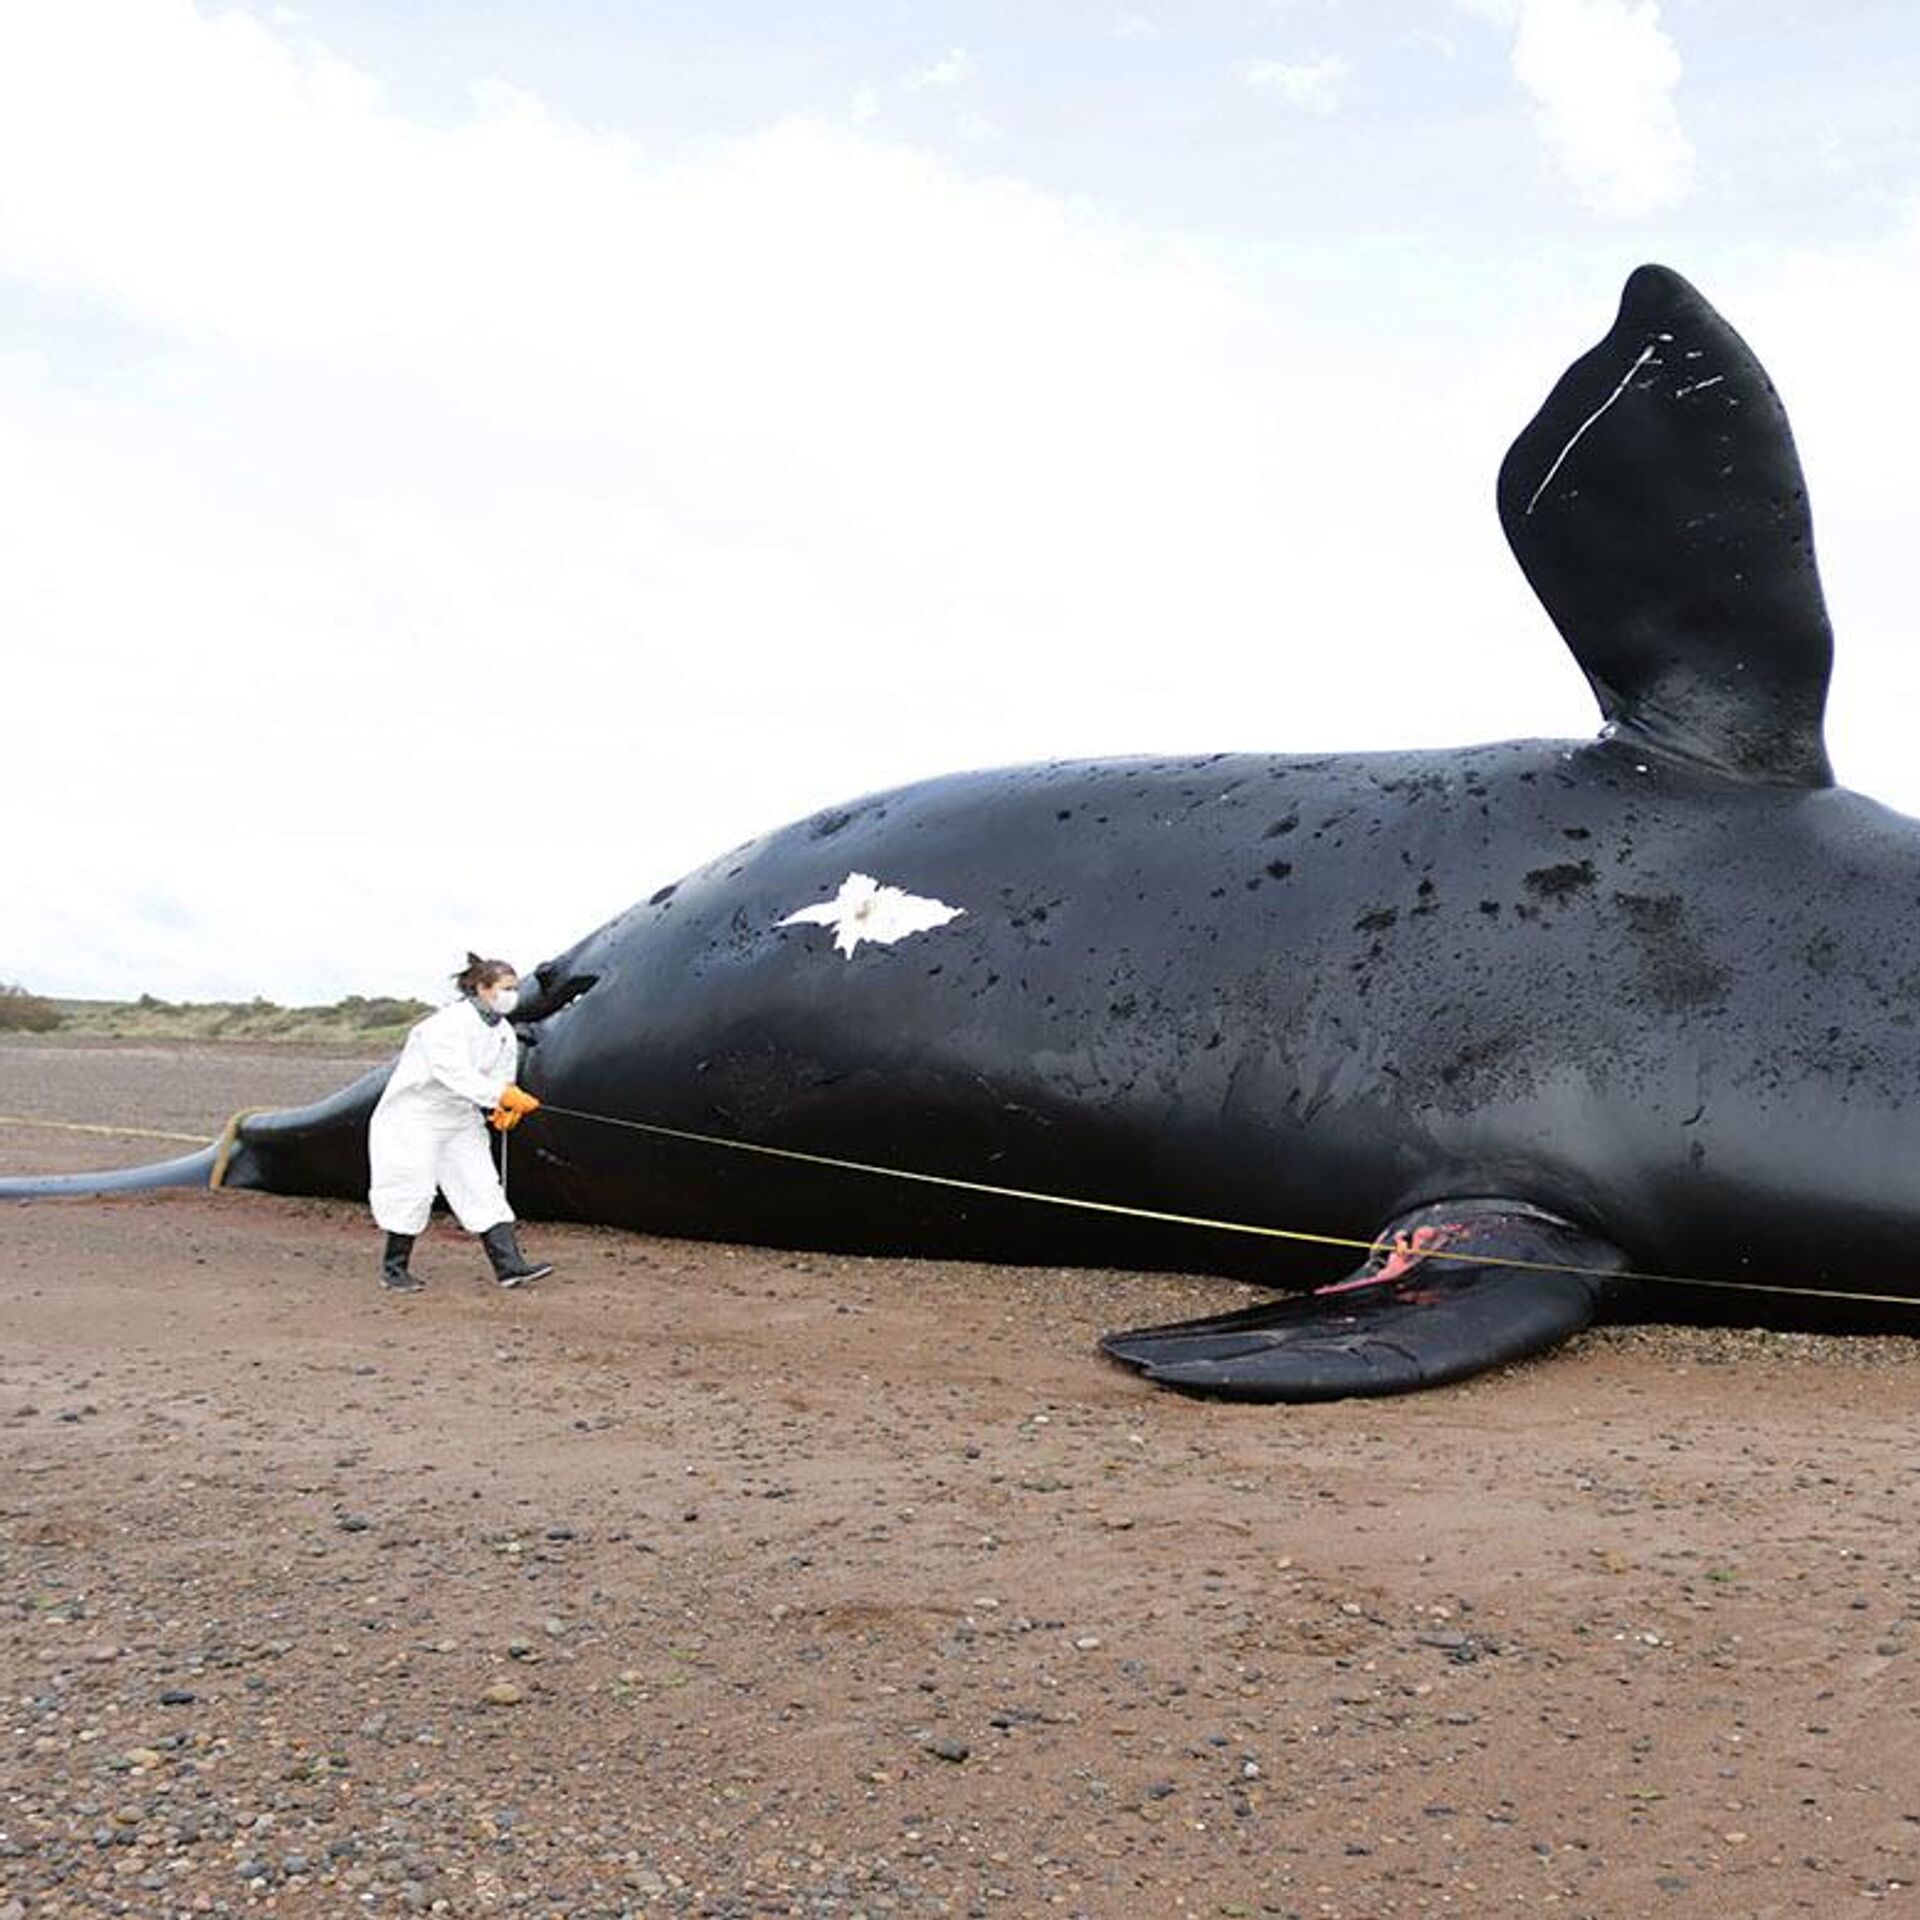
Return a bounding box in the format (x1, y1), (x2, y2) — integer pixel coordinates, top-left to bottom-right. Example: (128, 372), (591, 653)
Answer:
(10, 265), (1910, 1400)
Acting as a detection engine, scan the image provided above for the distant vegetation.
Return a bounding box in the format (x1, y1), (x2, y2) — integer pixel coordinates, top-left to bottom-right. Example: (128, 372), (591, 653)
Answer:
(1, 987), (432, 1047)
(0, 982), (62, 1032)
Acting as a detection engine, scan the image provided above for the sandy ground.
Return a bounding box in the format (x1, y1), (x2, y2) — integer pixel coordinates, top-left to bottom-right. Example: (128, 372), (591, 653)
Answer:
(5, 1041), (1920, 1920)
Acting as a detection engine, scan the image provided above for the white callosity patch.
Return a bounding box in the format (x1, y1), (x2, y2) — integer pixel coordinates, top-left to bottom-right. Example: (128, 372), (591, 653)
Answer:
(779, 873), (966, 958)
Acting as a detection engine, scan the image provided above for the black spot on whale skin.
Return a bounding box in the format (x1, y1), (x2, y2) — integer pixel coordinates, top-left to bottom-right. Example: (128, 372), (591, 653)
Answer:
(1524, 860), (1597, 900)
(1354, 907), (1399, 934)
(1436, 1031), (1523, 1093)
(1613, 890), (1731, 1012)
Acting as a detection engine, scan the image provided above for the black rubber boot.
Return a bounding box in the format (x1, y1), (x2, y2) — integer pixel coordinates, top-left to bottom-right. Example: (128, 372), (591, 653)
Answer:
(381, 1232), (422, 1292)
(481, 1221), (553, 1289)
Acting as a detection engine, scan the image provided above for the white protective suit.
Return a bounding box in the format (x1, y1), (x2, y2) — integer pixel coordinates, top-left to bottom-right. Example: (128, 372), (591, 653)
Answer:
(368, 998), (519, 1235)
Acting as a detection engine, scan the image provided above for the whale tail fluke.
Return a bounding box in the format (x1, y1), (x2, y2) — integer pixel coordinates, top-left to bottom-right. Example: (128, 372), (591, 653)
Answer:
(0, 1064), (393, 1205)
(0, 1145), (220, 1200)
(1499, 264), (1834, 788)
(1101, 1203), (1628, 1401)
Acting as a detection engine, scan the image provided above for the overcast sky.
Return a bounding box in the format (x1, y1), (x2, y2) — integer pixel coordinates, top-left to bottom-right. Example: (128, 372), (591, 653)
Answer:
(5, 1), (1919, 1003)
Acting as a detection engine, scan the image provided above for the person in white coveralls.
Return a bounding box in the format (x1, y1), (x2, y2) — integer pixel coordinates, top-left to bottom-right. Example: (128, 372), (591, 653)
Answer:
(368, 954), (552, 1291)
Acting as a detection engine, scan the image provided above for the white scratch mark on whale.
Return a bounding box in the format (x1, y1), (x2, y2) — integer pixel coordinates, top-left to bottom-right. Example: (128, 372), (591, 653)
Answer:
(1525, 338), (1665, 518)
(779, 873), (966, 958)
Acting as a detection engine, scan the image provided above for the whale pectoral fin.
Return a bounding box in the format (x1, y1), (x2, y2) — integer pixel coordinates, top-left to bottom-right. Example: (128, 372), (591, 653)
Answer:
(1499, 265), (1834, 787)
(1099, 1205), (1628, 1401)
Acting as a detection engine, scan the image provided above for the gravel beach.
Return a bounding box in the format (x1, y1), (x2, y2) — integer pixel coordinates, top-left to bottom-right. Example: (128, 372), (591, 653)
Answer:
(5, 1039), (1920, 1918)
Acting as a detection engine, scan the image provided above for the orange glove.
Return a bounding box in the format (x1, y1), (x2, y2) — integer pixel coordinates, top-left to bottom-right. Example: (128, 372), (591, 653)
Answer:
(488, 1084), (541, 1132)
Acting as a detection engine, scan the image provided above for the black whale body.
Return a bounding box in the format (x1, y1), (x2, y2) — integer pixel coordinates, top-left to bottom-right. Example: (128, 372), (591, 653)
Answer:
(12, 265), (1911, 1398)
(491, 738), (1920, 1296)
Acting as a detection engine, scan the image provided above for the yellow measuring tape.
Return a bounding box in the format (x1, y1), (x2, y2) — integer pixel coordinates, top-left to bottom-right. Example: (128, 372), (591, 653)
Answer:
(0, 1112), (212, 1146)
(7, 1101), (1918, 1314)
(533, 1102), (1920, 1313)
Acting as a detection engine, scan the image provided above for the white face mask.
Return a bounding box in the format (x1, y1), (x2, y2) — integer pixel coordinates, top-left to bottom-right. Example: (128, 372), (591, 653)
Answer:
(490, 987), (520, 1016)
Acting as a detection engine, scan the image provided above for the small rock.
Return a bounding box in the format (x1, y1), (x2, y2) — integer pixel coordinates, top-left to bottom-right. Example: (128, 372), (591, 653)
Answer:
(337, 1515), (372, 1533)
(481, 1682), (526, 1707)
(924, 1737), (970, 1763)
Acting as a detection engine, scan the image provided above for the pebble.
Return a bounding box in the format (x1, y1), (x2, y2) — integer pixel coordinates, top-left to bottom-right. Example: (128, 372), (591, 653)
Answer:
(481, 1682), (527, 1707)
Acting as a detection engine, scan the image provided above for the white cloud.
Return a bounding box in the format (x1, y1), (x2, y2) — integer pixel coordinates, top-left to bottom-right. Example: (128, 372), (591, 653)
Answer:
(0, 0), (1321, 1002)
(905, 47), (977, 91)
(1507, 0), (1693, 216)
(1114, 12), (1156, 40)
(1240, 56), (1348, 116)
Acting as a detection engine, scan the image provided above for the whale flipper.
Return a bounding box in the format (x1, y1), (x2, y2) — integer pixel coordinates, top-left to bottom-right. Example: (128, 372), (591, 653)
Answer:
(1499, 264), (1833, 788)
(0, 1146), (218, 1199)
(1100, 1205), (1628, 1401)
(0, 1066), (391, 1204)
